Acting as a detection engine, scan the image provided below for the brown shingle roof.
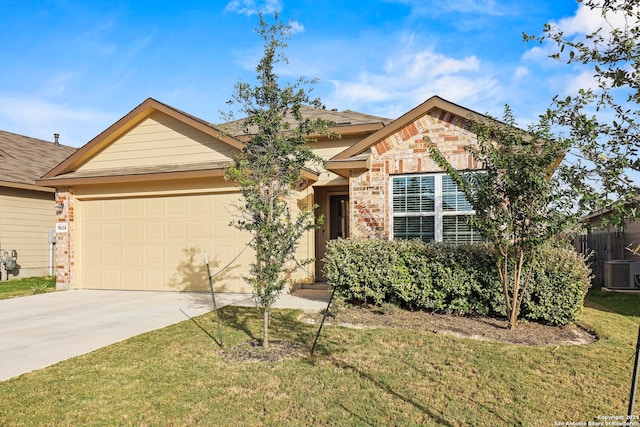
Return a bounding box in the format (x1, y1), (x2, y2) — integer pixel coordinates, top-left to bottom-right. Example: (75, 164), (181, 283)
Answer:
(221, 104), (392, 136)
(0, 130), (76, 187)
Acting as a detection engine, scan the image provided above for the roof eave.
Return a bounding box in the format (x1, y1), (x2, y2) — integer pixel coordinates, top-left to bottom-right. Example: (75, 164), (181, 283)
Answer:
(0, 180), (56, 193)
(325, 159), (369, 178)
(36, 168), (228, 187)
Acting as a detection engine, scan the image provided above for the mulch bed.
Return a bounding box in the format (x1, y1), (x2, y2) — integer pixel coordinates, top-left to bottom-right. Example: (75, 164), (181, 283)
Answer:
(303, 304), (597, 346)
(221, 304), (597, 363)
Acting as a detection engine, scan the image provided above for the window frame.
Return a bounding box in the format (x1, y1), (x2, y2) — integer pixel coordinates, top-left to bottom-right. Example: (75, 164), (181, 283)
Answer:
(390, 172), (478, 243)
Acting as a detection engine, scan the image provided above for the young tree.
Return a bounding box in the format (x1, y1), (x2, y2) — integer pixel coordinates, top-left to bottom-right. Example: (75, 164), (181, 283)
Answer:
(429, 108), (570, 329)
(223, 14), (331, 349)
(525, 0), (640, 229)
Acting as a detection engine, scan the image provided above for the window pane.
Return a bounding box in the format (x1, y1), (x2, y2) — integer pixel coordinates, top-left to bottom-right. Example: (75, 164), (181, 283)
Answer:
(442, 175), (473, 212)
(394, 216), (435, 242)
(392, 175), (435, 213)
(442, 215), (483, 243)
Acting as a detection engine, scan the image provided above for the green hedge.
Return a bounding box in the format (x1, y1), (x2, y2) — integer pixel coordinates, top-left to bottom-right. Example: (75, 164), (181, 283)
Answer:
(323, 239), (591, 326)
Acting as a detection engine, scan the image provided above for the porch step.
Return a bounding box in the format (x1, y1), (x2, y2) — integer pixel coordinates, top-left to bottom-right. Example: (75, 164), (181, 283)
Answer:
(299, 282), (330, 290)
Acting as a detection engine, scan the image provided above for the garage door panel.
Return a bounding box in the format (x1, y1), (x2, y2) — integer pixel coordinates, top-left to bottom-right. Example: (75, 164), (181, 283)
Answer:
(143, 269), (165, 289)
(190, 196), (210, 214)
(103, 223), (122, 241)
(103, 200), (122, 217)
(167, 222), (187, 240)
(144, 198), (165, 217)
(144, 222), (165, 240)
(79, 193), (252, 292)
(167, 198), (188, 216)
(123, 199), (143, 217)
(122, 270), (143, 289)
(188, 221), (210, 239)
(83, 223), (104, 242)
(124, 223), (143, 240)
(144, 246), (165, 266)
(122, 246), (143, 265)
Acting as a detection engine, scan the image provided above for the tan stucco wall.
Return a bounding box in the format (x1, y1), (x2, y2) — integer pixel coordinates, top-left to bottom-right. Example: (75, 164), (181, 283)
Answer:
(0, 187), (56, 278)
(78, 112), (234, 171)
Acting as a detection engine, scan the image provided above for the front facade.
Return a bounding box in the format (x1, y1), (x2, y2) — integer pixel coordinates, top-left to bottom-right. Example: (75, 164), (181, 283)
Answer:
(40, 96), (484, 292)
(328, 97), (483, 245)
(0, 131), (76, 279)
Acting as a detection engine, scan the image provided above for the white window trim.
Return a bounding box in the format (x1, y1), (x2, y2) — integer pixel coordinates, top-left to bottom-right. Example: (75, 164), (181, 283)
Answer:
(389, 172), (476, 242)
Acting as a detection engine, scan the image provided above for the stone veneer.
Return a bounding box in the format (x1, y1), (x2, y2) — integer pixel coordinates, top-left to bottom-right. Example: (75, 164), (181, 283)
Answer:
(54, 187), (75, 290)
(349, 108), (482, 240)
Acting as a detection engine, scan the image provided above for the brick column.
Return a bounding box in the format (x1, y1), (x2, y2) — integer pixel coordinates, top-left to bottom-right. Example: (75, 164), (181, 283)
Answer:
(55, 187), (75, 290)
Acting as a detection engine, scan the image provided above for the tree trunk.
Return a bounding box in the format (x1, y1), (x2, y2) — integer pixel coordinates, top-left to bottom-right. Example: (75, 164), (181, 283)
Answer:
(263, 306), (270, 349)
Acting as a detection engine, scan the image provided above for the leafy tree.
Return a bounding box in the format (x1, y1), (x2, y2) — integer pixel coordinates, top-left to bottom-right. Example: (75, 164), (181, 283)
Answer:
(223, 14), (331, 348)
(429, 108), (570, 329)
(525, 0), (640, 229)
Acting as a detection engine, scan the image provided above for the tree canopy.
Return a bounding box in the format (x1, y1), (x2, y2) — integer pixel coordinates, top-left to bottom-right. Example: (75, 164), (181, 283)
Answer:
(223, 13), (332, 348)
(526, 0), (640, 229)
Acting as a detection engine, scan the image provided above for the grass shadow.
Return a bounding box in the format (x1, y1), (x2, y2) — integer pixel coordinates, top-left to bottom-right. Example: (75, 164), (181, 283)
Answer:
(217, 306), (258, 341)
(180, 309), (222, 347)
(584, 288), (640, 321)
(331, 357), (454, 426)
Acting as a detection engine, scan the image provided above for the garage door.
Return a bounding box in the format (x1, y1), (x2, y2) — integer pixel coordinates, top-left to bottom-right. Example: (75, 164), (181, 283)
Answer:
(78, 192), (253, 292)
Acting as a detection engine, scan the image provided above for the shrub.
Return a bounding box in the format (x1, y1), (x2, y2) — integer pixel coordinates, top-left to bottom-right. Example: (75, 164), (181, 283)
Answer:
(323, 239), (591, 326)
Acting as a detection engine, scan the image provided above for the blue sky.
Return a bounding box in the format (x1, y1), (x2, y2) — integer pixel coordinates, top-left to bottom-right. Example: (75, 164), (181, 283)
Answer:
(0, 0), (606, 147)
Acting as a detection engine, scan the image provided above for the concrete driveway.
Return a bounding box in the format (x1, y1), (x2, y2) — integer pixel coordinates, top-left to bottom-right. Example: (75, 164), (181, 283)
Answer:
(0, 289), (329, 382)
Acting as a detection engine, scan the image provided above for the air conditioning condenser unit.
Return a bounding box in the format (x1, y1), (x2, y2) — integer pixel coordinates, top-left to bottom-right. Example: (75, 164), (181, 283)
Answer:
(604, 260), (640, 290)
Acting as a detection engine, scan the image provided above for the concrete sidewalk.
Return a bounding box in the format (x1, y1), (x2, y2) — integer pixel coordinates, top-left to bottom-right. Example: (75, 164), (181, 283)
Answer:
(0, 288), (330, 382)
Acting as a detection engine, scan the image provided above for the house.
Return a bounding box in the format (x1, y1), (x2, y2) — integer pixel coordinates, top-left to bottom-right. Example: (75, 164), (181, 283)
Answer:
(576, 206), (640, 286)
(38, 96), (485, 292)
(0, 131), (76, 279)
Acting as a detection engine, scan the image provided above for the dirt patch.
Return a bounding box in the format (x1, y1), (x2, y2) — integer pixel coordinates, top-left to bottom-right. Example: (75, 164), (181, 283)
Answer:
(301, 304), (597, 347)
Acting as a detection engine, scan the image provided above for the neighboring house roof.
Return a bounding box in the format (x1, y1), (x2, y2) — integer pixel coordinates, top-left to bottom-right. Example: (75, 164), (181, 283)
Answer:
(0, 130), (76, 192)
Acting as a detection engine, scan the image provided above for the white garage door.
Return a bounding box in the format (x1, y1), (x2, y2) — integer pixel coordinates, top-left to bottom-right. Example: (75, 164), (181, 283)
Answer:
(78, 192), (253, 292)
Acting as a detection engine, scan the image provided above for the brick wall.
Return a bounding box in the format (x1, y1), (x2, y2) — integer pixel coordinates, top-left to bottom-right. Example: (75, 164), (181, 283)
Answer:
(349, 108), (481, 240)
(54, 186), (75, 290)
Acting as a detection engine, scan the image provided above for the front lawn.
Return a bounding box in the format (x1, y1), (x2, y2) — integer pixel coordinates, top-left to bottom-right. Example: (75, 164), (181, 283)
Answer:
(0, 290), (639, 425)
(0, 276), (55, 300)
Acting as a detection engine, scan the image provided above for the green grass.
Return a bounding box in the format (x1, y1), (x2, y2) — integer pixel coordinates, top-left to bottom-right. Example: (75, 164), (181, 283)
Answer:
(0, 276), (55, 300)
(585, 287), (640, 324)
(0, 291), (639, 426)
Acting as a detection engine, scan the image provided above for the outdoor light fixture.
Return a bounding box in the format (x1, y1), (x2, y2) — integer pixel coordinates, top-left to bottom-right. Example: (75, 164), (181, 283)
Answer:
(55, 202), (65, 215)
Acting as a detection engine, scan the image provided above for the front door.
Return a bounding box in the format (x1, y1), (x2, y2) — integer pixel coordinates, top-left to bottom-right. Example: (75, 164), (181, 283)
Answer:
(315, 193), (349, 281)
(329, 195), (349, 240)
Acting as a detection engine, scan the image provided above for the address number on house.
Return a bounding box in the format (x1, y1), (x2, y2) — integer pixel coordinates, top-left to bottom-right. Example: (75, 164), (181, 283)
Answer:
(55, 223), (69, 233)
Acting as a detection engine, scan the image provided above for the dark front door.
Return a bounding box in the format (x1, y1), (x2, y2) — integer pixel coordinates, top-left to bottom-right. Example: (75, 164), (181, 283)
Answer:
(329, 195), (349, 240)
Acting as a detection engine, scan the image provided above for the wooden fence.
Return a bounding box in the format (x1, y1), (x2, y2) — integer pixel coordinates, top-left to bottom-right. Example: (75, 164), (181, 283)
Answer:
(575, 232), (625, 286)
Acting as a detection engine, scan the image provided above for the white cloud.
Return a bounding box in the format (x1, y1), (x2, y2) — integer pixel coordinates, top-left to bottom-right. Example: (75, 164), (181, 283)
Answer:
(385, 0), (513, 17)
(512, 66), (529, 80)
(289, 21), (304, 35)
(225, 0), (282, 16)
(323, 46), (498, 118)
(561, 70), (599, 95)
(552, 3), (634, 37)
(0, 95), (112, 147)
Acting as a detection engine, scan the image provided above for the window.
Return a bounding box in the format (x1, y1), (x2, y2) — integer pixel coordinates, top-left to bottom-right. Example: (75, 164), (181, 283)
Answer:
(392, 173), (482, 243)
